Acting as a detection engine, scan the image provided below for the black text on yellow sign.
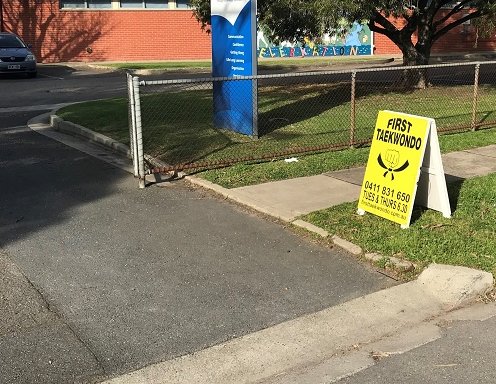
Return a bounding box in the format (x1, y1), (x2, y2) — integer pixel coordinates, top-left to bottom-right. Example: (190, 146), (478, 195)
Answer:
(358, 111), (432, 227)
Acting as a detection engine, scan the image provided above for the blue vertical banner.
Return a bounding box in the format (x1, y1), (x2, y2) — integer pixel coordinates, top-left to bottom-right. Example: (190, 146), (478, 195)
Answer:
(211, 0), (258, 136)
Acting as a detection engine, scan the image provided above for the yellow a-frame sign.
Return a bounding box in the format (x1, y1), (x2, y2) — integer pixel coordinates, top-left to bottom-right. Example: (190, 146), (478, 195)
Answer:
(357, 110), (451, 228)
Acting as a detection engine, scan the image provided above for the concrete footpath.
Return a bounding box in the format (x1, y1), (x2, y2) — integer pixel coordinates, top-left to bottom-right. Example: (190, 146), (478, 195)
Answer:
(189, 145), (496, 234)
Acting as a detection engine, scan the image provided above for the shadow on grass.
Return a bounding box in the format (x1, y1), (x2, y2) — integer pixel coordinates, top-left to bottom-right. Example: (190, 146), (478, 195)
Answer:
(446, 175), (466, 212)
(143, 80), (419, 166)
(409, 173), (465, 226)
(112, 69), (496, 169)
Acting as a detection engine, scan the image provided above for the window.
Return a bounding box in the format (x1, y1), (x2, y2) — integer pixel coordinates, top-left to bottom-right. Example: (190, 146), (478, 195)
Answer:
(146, 0), (169, 8)
(60, 0), (111, 8)
(176, 0), (190, 8)
(88, 0), (112, 8)
(120, 0), (169, 8)
(0, 35), (25, 49)
(60, 1), (85, 8)
(60, 0), (190, 9)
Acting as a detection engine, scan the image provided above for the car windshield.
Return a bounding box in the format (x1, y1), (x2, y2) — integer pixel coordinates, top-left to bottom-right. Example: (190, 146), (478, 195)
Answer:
(0, 35), (25, 48)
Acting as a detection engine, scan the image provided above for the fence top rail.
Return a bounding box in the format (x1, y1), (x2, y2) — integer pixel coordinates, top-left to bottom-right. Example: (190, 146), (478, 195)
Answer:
(138, 60), (496, 86)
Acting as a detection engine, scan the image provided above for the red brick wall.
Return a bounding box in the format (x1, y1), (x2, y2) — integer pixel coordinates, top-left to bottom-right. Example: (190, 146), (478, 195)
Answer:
(2, 1), (212, 63)
(2, 2), (495, 63)
(373, 17), (406, 55)
(374, 10), (496, 55)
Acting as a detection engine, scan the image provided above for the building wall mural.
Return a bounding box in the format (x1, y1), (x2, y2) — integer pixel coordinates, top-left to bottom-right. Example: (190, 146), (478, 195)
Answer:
(257, 21), (373, 58)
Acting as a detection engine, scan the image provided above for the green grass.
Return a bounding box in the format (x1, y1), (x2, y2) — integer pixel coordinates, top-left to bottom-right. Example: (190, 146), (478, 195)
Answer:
(101, 61), (212, 70)
(95, 56), (390, 71)
(57, 82), (496, 188)
(302, 173), (496, 275)
(59, 98), (131, 145)
(200, 127), (496, 188)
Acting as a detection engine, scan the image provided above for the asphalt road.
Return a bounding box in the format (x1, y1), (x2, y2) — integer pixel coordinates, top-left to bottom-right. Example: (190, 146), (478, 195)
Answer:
(0, 66), (393, 383)
(340, 312), (496, 384)
(0, 66), (128, 109)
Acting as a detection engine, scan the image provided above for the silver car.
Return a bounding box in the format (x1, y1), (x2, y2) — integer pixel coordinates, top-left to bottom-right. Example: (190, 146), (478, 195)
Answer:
(0, 32), (37, 78)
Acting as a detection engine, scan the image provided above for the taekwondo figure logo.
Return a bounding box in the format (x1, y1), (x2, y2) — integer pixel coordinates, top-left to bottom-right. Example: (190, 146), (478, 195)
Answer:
(377, 150), (409, 180)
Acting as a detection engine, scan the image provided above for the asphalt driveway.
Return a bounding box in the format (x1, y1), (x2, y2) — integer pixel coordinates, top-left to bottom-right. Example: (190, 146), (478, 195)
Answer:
(0, 119), (393, 383)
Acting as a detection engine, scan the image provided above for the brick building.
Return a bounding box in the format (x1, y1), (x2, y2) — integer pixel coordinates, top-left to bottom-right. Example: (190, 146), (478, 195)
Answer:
(0, 0), (211, 63)
(0, 1), (495, 63)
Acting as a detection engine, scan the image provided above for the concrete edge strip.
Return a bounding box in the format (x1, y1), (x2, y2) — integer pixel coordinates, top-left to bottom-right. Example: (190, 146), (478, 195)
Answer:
(185, 176), (295, 222)
(291, 219), (329, 238)
(27, 113), (134, 174)
(0, 103), (71, 114)
(101, 265), (493, 384)
(50, 115), (131, 157)
(26, 113), (306, 225)
(290, 220), (417, 270)
(331, 235), (363, 255)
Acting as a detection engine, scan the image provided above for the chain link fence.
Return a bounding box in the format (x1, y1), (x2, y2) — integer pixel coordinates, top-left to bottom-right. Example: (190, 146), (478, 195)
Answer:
(128, 61), (496, 186)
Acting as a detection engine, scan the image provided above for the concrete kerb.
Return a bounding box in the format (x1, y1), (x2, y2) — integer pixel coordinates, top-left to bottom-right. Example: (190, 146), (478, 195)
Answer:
(68, 56), (399, 77)
(50, 115), (131, 158)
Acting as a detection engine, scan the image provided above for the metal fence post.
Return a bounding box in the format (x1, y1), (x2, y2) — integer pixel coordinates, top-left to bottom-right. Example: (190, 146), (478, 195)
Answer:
(350, 71), (357, 147)
(252, 77), (259, 138)
(132, 76), (146, 189)
(127, 73), (139, 178)
(471, 63), (481, 131)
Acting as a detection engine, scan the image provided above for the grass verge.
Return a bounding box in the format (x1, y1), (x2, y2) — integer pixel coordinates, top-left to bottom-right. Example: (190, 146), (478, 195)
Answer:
(57, 82), (496, 188)
(302, 173), (496, 275)
(95, 56), (391, 71)
(200, 127), (496, 188)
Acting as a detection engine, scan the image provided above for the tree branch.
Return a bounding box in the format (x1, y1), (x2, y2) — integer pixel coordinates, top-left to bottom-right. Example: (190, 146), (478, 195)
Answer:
(369, 9), (399, 36)
(433, 10), (483, 41)
(368, 21), (390, 38)
(433, 0), (473, 28)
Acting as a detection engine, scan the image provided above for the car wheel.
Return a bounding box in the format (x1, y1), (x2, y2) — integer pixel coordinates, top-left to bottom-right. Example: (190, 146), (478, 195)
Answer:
(27, 71), (37, 78)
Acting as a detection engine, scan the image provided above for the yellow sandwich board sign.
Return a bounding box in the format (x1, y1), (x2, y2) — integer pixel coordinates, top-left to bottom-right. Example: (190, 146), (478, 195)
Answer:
(357, 110), (451, 228)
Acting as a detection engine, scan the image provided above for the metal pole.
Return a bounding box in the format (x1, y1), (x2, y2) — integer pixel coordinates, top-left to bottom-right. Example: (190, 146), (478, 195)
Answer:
(252, 78), (259, 138)
(127, 73), (139, 178)
(350, 71), (357, 147)
(132, 76), (146, 189)
(471, 63), (480, 132)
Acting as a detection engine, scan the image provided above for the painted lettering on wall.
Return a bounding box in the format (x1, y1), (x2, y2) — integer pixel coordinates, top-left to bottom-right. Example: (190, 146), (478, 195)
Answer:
(257, 45), (371, 58)
(257, 21), (373, 58)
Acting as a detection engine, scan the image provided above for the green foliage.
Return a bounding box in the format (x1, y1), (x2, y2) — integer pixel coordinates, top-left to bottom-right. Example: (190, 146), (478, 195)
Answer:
(473, 13), (496, 41)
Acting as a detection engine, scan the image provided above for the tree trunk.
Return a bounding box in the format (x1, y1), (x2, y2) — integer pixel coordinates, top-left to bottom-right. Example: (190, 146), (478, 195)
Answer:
(399, 42), (432, 89)
(399, 20), (433, 89)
